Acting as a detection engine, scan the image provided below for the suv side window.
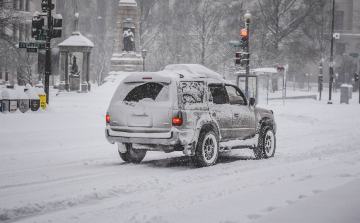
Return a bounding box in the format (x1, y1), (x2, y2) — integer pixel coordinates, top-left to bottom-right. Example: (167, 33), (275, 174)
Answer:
(179, 81), (204, 104)
(225, 85), (247, 105)
(209, 85), (229, 104)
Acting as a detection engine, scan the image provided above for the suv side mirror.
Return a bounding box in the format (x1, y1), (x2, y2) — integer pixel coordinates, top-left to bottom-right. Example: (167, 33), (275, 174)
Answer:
(249, 97), (256, 107)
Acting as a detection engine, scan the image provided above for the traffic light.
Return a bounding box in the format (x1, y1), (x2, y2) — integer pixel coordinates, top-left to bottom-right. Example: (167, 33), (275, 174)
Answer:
(355, 72), (359, 82)
(235, 52), (249, 66)
(52, 14), (62, 38)
(318, 75), (323, 83)
(31, 15), (44, 38)
(42, 0), (55, 12)
(235, 52), (242, 65)
(240, 29), (248, 51)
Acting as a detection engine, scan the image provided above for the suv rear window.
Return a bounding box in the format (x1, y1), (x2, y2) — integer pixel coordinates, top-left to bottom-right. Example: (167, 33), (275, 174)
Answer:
(123, 82), (169, 102)
(179, 81), (204, 104)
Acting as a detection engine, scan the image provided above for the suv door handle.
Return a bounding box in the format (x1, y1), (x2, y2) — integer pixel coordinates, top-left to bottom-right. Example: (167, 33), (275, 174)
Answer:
(234, 113), (239, 117)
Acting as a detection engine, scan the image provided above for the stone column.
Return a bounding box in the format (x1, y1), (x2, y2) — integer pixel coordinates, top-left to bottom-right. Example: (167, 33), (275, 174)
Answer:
(86, 52), (91, 91)
(59, 51), (66, 91)
(81, 52), (88, 92)
(64, 52), (69, 91)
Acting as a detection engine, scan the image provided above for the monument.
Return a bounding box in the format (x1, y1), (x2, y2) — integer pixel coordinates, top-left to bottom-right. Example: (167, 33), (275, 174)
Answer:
(110, 0), (143, 72)
(58, 10), (94, 92)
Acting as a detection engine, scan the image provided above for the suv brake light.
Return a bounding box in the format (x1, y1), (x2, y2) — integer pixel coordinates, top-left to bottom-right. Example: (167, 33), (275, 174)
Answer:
(172, 111), (183, 126)
(172, 118), (182, 126)
(106, 115), (110, 124)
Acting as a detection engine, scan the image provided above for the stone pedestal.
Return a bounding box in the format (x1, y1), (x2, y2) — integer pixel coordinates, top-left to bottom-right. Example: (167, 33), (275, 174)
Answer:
(110, 0), (143, 72)
(81, 81), (88, 93)
(59, 81), (65, 91)
(70, 76), (80, 91)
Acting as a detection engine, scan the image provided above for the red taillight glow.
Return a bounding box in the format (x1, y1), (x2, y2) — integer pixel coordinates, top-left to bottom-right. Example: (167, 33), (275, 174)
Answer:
(106, 115), (110, 123)
(172, 118), (182, 126)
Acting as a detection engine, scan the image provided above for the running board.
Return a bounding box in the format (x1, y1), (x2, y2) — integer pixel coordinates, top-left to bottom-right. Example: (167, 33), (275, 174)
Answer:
(219, 135), (258, 151)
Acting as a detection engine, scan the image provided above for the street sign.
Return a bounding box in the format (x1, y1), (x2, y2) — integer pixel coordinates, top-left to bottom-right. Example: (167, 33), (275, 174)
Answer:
(27, 48), (38, 53)
(35, 29), (48, 41)
(19, 42), (46, 50)
(19, 42), (28, 48)
(349, 53), (358, 58)
(229, 41), (241, 47)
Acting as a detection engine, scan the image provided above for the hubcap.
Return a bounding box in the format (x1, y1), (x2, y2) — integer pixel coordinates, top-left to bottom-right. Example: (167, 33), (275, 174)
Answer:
(202, 134), (218, 163)
(264, 131), (275, 156)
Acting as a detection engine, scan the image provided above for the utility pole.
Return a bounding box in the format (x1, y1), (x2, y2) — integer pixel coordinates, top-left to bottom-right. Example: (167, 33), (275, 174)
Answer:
(328, 0), (335, 104)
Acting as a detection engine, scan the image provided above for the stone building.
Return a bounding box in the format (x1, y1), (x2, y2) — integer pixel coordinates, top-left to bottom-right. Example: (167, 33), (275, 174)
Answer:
(332, 0), (360, 84)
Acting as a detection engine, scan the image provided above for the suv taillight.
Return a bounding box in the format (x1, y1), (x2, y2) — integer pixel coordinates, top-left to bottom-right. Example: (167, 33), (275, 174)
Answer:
(106, 115), (110, 124)
(172, 111), (183, 126)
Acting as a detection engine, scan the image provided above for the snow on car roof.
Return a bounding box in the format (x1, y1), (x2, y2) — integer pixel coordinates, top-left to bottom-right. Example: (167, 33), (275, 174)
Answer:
(122, 64), (224, 83)
(163, 64), (223, 80)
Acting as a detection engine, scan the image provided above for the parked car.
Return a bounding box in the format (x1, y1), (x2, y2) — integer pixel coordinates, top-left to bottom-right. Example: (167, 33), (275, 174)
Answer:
(105, 64), (276, 167)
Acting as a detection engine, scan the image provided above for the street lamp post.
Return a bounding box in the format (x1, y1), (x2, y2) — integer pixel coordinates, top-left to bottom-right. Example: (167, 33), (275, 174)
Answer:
(141, 49), (147, 72)
(328, 0), (335, 104)
(244, 10), (252, 100)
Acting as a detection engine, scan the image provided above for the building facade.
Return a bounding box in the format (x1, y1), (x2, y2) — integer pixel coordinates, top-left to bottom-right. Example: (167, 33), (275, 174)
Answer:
(333, 0), (360, 84)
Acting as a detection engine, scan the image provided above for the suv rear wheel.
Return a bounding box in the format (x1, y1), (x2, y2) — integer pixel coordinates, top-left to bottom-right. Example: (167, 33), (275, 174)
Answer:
(254, 126), (276, 159)
(119, 143), (147, 163)
(192, 130), (219, 167)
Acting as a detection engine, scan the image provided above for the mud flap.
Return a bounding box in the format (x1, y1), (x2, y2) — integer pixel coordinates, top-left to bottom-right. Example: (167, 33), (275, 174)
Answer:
(183, 141), (196, 156)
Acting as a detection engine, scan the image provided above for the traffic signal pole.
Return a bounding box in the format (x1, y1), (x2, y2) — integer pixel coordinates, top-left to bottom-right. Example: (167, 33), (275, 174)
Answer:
(245, 24), (249, 100)
(44, 0), (52, 104)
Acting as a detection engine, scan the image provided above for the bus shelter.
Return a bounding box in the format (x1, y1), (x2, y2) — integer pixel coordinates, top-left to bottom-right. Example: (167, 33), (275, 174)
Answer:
(235, 68), (278, 105)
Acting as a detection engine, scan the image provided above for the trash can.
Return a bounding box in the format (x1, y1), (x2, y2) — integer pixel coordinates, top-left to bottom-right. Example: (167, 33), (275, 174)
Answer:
(340, 84), (352, 104)
(35, 88), (46, 110)
(24, 84), (40, 111)
(14, 85), (30, 113)
(1, 89), (18, 113)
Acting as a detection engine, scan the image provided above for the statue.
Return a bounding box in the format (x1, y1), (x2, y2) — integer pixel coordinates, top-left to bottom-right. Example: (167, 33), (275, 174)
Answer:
(123, 28), (135, 52)
(70, 56), (80, 76)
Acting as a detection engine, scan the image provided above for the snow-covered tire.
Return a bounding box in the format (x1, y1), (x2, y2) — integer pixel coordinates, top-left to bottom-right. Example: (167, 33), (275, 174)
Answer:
(119, 143), (146, 163)
(192, 130), (219, 167)
(254, 126), (276, 159)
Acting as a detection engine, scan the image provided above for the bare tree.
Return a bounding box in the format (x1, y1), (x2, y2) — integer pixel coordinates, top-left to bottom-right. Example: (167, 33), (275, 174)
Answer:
(256, 0), (318, 63)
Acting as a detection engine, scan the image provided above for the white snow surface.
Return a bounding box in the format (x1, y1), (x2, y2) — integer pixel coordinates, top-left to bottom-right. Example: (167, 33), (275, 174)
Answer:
(1, 74), (360, 223)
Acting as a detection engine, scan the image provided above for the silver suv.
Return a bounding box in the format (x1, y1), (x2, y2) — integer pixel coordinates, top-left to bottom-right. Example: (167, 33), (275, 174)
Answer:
(105, 64), (276, 167)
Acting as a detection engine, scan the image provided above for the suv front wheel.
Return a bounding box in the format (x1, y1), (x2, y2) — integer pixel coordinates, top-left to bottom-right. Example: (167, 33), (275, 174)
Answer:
(254, 126), (276, 159)
(119, 143), (147, 163)
(192, 130), (219, 167)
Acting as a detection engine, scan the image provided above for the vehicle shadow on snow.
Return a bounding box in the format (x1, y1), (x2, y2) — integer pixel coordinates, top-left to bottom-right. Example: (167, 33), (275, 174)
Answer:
(139, 153), (255, 169)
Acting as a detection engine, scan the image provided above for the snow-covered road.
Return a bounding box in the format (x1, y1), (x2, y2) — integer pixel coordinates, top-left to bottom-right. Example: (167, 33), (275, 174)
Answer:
(1, 77), (360, 223)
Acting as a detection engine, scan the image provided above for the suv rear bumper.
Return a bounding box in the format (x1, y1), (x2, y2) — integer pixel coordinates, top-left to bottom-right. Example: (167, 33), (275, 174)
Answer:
(105, 126), (192, 146)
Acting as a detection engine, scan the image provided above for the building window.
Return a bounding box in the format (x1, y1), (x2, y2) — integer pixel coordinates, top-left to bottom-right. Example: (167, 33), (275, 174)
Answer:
(336, 43), (346, 55)
(13, 0), (18, 10)
(13, 23), (19, 43)
(334, 11), (344, 30)
(25, 0), (30, 11)
(20, 0), (24, 11)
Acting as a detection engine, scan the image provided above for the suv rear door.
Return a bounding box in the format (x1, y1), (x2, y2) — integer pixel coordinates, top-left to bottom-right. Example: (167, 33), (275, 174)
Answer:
(208, 84), (233, 140)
